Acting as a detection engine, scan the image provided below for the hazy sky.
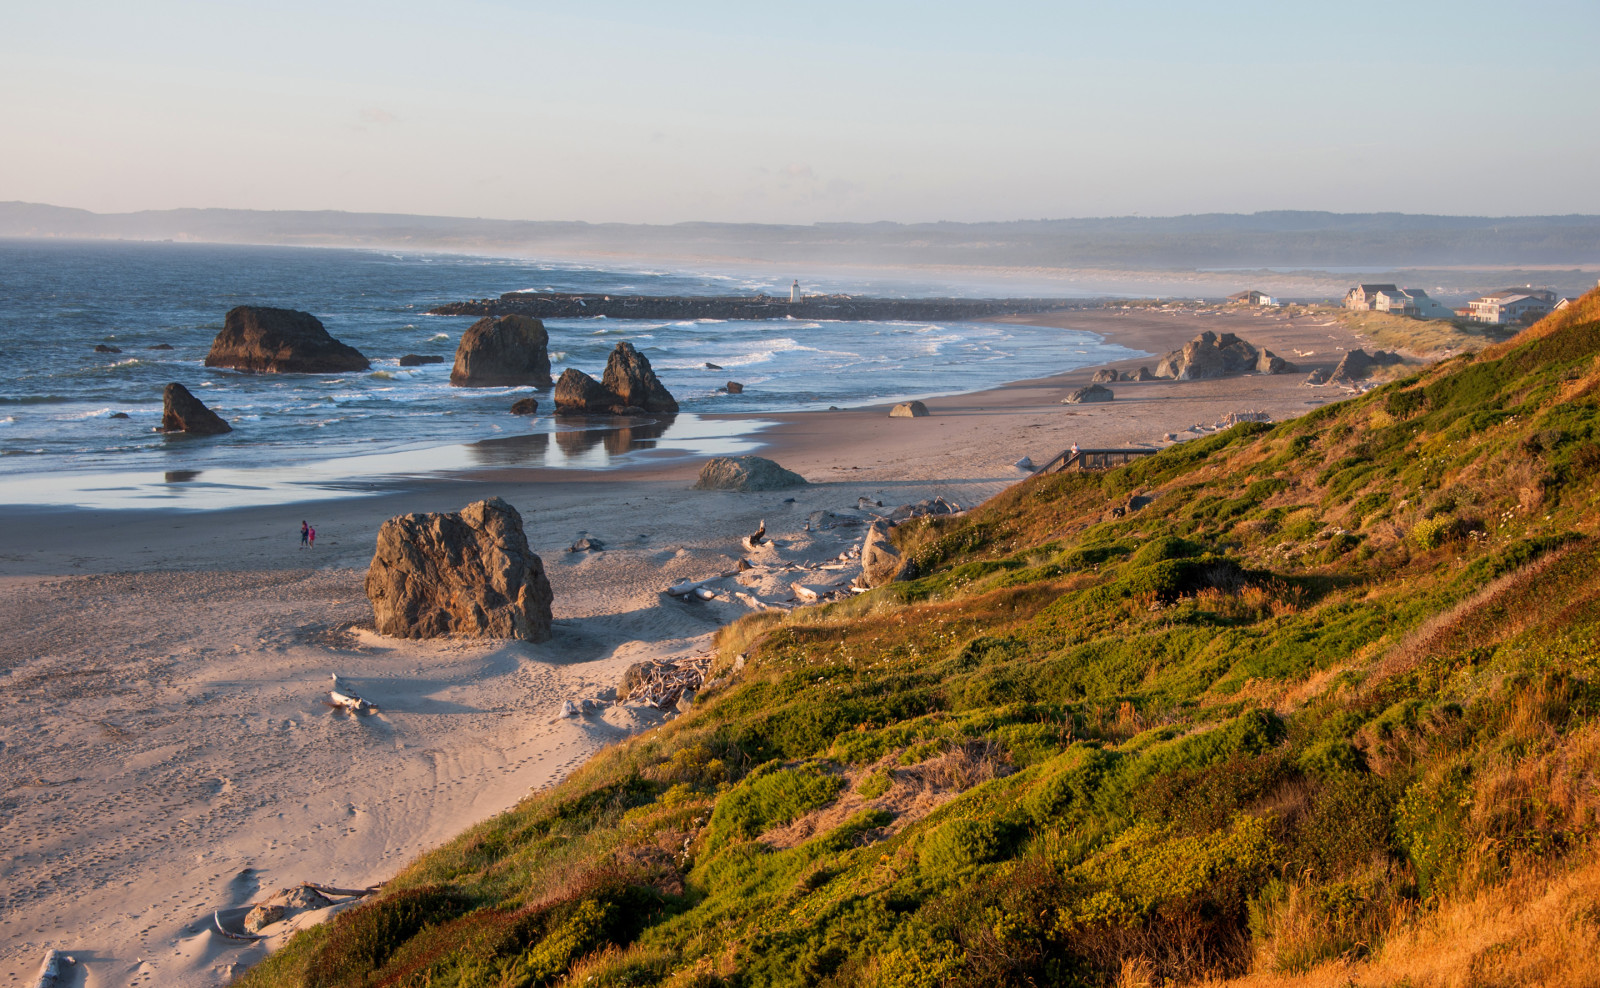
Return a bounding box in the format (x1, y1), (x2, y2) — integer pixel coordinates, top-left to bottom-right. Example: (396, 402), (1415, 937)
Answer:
(3, 0), (1597, 224)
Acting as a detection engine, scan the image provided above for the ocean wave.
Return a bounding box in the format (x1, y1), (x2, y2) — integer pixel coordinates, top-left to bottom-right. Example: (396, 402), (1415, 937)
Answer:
(430, 332), (450, 340)
(370, 370), (397, 380)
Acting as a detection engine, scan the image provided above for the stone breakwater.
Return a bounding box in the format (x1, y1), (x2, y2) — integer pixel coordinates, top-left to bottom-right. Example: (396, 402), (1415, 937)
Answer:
(428, 292), (1098, 322)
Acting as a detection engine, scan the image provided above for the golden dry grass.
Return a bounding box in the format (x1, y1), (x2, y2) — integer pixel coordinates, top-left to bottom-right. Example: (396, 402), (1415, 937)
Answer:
(1199, 851), (1600, 988)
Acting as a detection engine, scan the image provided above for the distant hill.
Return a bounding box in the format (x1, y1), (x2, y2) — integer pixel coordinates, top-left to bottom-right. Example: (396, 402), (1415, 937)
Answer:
(242, 292), (1600, 987)
(4, 202), (1599, 273)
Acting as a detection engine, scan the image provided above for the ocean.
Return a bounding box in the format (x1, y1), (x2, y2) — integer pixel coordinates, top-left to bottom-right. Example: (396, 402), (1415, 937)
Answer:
(0, 240), (1141, 508)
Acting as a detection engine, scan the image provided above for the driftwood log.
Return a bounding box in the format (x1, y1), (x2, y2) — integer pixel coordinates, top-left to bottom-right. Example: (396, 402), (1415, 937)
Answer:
(29, 950), (68, 988)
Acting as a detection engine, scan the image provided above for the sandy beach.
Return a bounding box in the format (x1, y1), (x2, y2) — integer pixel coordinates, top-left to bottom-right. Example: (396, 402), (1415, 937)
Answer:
(0, 304), (1379, 987)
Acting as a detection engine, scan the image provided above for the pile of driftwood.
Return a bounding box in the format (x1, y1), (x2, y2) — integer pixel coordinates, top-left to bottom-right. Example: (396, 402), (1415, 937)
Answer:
(618, 655), (712, 709)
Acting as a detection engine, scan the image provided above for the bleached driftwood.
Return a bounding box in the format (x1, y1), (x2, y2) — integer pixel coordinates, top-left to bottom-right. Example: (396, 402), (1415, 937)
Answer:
(329, 674), (378, 714)
(746, 519), (766, 548)
(29, 950), (68, 988)
(620, 655), (713, 709)
(213, 910), (266, 942)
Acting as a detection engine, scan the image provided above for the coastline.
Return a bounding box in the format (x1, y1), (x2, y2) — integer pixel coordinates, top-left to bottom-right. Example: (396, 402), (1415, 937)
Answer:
(0, 303), (1380, 986)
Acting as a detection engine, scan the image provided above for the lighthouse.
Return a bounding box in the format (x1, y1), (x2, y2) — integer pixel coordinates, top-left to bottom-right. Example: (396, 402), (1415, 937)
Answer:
(790, 280), (801, 304)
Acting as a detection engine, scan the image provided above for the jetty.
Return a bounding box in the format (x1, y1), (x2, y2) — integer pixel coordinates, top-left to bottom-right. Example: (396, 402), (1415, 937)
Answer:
(429, 292), (1096, 322)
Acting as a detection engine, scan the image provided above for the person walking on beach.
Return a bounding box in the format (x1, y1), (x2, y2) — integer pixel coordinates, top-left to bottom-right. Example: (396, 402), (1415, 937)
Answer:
(308, 524), (317, 549)
(300, 520), (309, 548)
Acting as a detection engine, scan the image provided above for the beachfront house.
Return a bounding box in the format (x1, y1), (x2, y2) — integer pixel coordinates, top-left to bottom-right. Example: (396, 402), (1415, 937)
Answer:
(1346, 284), (1449, 319)
(1466, 288), (1557, 325)
(1227, 289), (1276, 306)
(1343, 284), (1400, 311)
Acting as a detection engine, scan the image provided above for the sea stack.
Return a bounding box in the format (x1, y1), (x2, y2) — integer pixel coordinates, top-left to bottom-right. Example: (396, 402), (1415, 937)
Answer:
(450, 315), (552, 388)
(204, 306), (370, 374)
(365, 498), (553, 641)
(601, 341), (678, 413)
(159, 382), (232, 435)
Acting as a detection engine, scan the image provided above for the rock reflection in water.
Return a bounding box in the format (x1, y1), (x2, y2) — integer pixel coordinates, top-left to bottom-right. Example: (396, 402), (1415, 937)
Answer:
(467, 415), (677, 467)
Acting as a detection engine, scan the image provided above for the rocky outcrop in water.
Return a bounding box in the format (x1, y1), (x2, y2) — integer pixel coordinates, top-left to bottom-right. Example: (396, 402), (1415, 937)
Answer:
(450, 315), (551, 388)
(399, 354), (444, 367)
(601, 341), (677, 413)
(692, 455), (807, 492)
(553, 342), (678, 414)
(510, 397), (539, 415)
(159, 382), (231, 435)
(204, 306), (370, 374)
(365, 498), (553, 641)
(553, 368), (623, 414)
(431, 292), (1092, 322)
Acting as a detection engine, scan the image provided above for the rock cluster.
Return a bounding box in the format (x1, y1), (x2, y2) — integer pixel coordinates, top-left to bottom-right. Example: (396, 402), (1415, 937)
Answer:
(1063, 384), (1115, 404)
(693, 455), (807, 492)
(554, 341), (678, 414)
(365, 497), (553, 641)
(450, 315), (551, 388)
(159, 382), (231, 435)
(1330, 348), (1402, 381)
(1153, 332), (1296, 381)
(204, 306), (370, 374)
(889, 400), (930, 418)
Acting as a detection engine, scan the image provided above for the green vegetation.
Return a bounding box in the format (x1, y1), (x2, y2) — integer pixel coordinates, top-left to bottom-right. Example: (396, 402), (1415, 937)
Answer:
(243, 290), (1600, 987)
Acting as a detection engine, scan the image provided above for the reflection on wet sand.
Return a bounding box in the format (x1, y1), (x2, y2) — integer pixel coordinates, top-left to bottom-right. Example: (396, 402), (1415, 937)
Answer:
(164, 470), (202, 483)
(467, 415), (677, 467)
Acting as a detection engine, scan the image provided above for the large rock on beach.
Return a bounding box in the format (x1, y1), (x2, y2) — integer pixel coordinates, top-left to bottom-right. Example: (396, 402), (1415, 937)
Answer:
(693, 455), (807, 492)
(1256, 349), (1296, 374)
(450, 315), (552, 388)
(601, 341), (678, 413)
(1090, 368), (1118, 383)
(1330, 349), (1375, 381)
(1156, 334), (1228, 380)
(858, 521), (909, 588)
(889, 400), (929, 418)
(1063, 384), (1115, 404)
(159, 382), (231, 435)
(553, 368), (624, 414)
(204, 306), (370, 374)
(365, 497), (553, 641)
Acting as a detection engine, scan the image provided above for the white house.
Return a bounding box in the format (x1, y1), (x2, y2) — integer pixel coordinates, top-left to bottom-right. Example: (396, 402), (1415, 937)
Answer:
(1466, 288), (1556, 325)
(1348, 284), (1449, 319)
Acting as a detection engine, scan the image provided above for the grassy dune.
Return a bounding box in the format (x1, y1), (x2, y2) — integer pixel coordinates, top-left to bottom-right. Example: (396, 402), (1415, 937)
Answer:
(243, 291), (1600, 988)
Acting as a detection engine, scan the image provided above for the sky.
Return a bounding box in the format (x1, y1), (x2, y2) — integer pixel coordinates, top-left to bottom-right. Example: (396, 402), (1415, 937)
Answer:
(3, 0), (1598, 225)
